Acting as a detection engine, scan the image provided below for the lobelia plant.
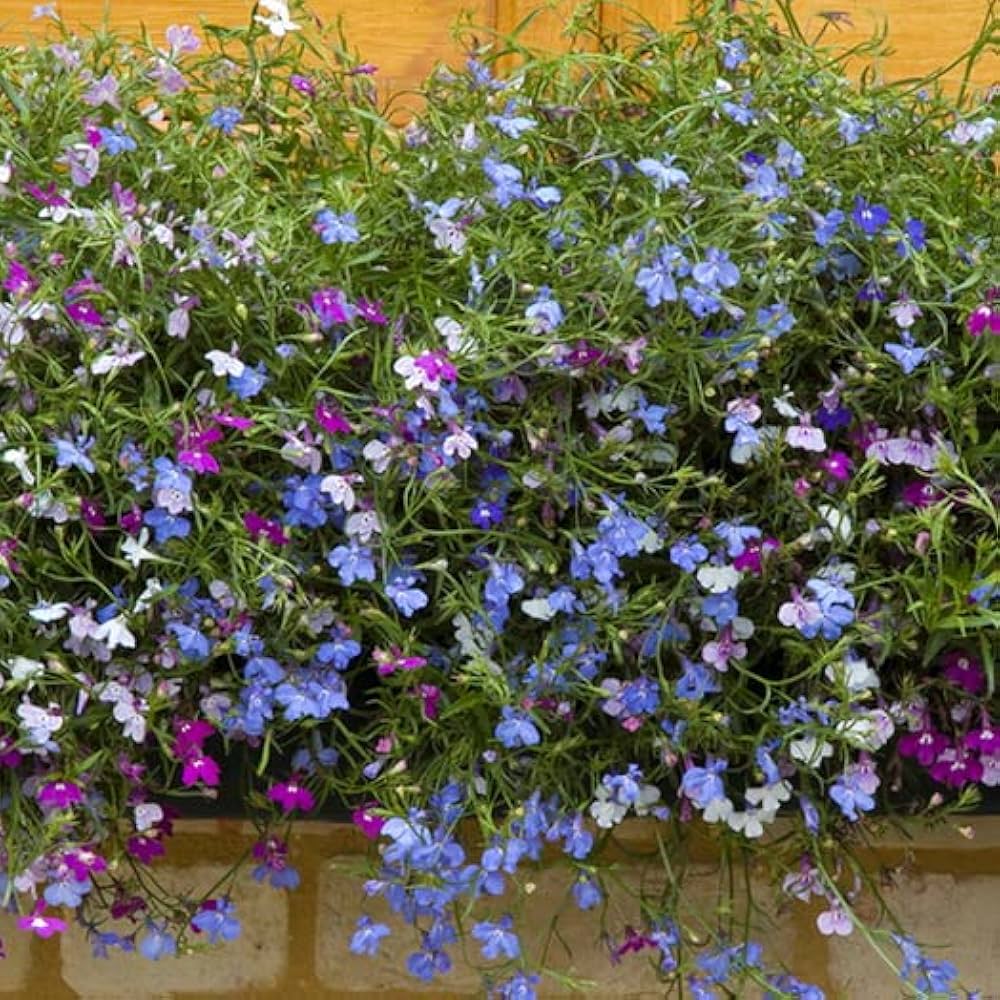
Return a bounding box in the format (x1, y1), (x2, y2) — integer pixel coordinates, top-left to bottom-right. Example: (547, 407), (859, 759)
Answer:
(0, 0), (997, 995)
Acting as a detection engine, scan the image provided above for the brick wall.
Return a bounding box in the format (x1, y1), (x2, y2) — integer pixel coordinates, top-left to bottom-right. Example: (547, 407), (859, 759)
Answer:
(4, 817), (1000, 998)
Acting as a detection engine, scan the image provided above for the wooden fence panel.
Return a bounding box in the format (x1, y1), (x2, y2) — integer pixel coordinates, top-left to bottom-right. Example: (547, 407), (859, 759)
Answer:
(0, 2), (996, 93)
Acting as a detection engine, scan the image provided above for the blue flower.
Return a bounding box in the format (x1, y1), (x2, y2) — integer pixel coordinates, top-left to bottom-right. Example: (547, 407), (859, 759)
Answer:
(774, 139), (805, 178)
(228, 361), (269, 399)
(406, 947), (451, 982)
(191, 900), (241, 943)
(884, 332), (930, 374)
(635, 244), (687, 307)
(143, 507), (190, 543)
(138, 923), (177, 961)
(680, 758), (728, 809)
(851, 195), (890, 236)
(385, 568), (429, 618)
(755, 302), (796, 338)
(895, 217), (927, 257)
(525, 286), (563, 333)
(692, 247), (740, 290)
(167, 622), (212, 661)
(471, 915), (520, 960)
(811, 208), (845, 247)
(350, 916), (391, 956)
(636, 154), (689, 192)
(718, 37), (748, 69)
(209, 105), (243, 134)
(53, 434), (96, 474)
(669, 535), (709, 573)
(313, 208), (360, 244)
(495, 707), (540, 749)
(572, 874), (603, 910)
(98, 124), (137, 155)
(675, 658), (721, 700)
(327, 542), (377, 586)
(482, 157), (525, 207)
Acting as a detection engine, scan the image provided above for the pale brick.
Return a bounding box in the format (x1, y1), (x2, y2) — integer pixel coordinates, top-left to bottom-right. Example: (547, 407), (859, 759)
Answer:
(60, 865), (288, 999)
(315, 854), (798, 997)
(0, 911), (32, 994)
(828, 873), (1000, 998)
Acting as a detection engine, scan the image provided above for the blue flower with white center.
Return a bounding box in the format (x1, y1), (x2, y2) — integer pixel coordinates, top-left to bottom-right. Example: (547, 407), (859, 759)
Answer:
(350, 916), (391, 956)
(326, 542), (376, 586)
(495, 707), (540, 749)
(471, 915), (520, 960)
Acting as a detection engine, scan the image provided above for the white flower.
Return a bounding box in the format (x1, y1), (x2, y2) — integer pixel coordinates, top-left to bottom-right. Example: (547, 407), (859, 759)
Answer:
(205, 348), (244, 377)
(28, 601), (71, 623)
(5, 656), (45, 685)
(633, 783), (662, 817)
(817, 503), (853, 542)
(696, 564), (741, 594)
(254, 0), (300, 36)
(2, 446), (35, 485)
(825, 652), (879, 694)
(93, 615), (137, 652)
(702, 796), (734, 824)
(319, 474), (357, 511)
(345, 510), (382, 543)
(726, 806), (777, 839)
(91, 346), (146, 375)
(745, 780), (792, 813)
(133, 578), (165, 614)
(589, 786), (628, 829)
(520, 597), (557, 621)
(121, 528), (161, 568)
(789, 735), (833, 767)
(442, 426), (477, 460)
(362, 439), (392, 473)
(134, 802), (164, 832)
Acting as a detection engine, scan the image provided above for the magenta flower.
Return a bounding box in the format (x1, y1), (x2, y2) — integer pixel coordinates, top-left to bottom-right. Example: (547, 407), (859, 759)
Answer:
(3, 260), (38, 298)
(127, 834), (166, 864)
(0, 538), (21, 575)
(267, 778), (315, 813)
(898, 726), (948, 767)
(290, 74), (316, 97)
(966, 289), (1000, 336)
(172, 718), (214, 757)
(0, 733), (23, 768)
(964, 716), (1000, 755)
(24, 181), (68, 207)
(37, 779), (84, 810)
(373, 646), (428, 677)
(900, 480), (943, 508)
(930, 746), (983, 787)
(942, 651), (985, 695)
(351, 802), (386, 840)
(178, 447), (219, 474)
(356, 297), (388, 324)
(819, 451), (853, 482)
(18, 905), (68, 939)
(80, 496), (106, 529)
(66, 300), (106, 327)
(210, 409), (255, 431)
(180, 752), (220, 787)
(64, 846), (108, 879)
(413, 350), (458, 385)
(416, 683), (441, 720)
(311, 287), (355, 329)
(732, 536), (779, 575)
(244, 511), (291, 546)
(120, 504), (143, 535)
(314, 399), (352, 434)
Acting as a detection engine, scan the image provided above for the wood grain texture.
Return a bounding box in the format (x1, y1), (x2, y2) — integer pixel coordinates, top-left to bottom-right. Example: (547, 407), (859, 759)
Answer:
(0, 2), (996, 91)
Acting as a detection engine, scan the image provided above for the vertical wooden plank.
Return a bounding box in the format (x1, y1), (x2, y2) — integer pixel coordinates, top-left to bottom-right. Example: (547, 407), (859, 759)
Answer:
(601, 0), (688, 36)
(495, 0), (599, 52)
